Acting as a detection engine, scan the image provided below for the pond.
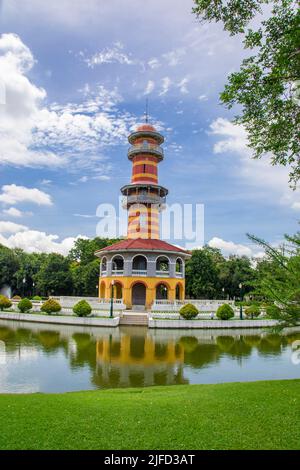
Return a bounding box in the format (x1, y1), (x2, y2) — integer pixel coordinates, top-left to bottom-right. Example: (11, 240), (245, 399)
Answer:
(0, 319), (299, 393)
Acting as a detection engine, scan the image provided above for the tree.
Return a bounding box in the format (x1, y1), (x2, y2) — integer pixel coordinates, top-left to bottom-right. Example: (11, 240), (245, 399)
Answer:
(193, 0), (300, 186)
(36, 254), (73, 296)
(0, 244), (19, 290)
(68, 237), (119, 265)
(248, 231), (300, 328)
(186, 247), (223, 298)
(218, 255), (255, 299)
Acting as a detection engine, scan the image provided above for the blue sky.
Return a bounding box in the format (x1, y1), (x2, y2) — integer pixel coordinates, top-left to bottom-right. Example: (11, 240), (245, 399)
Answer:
(0, 0), (299, 257)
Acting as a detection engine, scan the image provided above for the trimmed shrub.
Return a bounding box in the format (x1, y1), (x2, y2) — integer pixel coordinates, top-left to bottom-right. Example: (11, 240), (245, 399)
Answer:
(244, 305), (261, 319)
(216, 304), (235, 320)
(0, 295), (12, 311)
(32, 295), (42, 301)
(40, 298), (62, 315)
(12, 295), (21, 301)
(179, 303), (199, 320)
(18, 298), (32, 313)
(73, 300), (92, 317)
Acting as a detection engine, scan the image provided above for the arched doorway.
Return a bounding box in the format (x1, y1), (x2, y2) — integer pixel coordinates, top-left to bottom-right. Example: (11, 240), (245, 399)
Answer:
(156, 282), (169, 300)
(176, 283), (183, 300)
(113, 281), (123, 299)
(132, 282), (146, 306)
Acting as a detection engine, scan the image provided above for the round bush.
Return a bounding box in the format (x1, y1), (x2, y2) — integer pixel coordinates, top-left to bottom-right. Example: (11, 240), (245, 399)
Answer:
(0, 295), (12, 311)
(18, 298), (32, 313)
(73, 300), (92, 317)
(179, 303), (199, 320)
(12, 295), (21, 301)
(244, 305), (261, 318)
(216, 304), (235, 320)
(32, 295), (42, 301)
(40, 298), (62, 315)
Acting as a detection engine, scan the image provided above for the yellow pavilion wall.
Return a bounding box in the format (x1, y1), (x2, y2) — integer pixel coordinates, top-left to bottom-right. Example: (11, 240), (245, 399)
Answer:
(98, 276), (185, 310)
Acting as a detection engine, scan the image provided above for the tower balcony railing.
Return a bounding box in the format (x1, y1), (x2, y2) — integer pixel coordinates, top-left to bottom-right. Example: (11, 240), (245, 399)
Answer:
(111, 269), (124, 276)
(128, 143), (164, 158)
(175, 272), (184, 278)
(122, 194), (166, 208)
(156, 270), (170, 277)
(100, 270), (107, 277)
(132, 269), (147, 276)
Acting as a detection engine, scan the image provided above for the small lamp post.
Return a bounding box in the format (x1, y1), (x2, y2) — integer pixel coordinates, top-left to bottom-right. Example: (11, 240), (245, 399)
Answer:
(96, 284), (99, 297)
(110, 280), (115, 318)
(22, 277), (26, 298)
(222, 287), (225, 299)
(239, 283), (243, 320)
(32, 282), (35, 297)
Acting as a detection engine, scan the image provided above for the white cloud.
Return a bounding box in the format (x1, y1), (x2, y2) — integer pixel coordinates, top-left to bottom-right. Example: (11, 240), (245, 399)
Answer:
(2, 207), (23, 217)
(0, 220), (28, 233)
(198, 94), (207, 101)
(148, 58), (160, 69)
(0, 229), (87, 255)
(0, 34), (139, 176)
(0, 33), (64, 168)
(208, 237), (253, 257)
(144, 80), (155, 95)
(159, 77), (172, 96)
(0, 184), (53, 206)
(178, 77), (189, 94)
(85, 42), (135, 67)
(210, 118), (300, 210)
(163, 47), (186, 66)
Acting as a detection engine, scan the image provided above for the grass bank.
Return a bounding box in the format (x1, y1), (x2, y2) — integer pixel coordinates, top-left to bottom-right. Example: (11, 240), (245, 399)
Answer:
(0, 380), (299, 450)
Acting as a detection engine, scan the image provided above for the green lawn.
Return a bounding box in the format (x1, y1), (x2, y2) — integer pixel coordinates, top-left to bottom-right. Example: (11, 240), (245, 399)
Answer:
(0, 380), (299, 450)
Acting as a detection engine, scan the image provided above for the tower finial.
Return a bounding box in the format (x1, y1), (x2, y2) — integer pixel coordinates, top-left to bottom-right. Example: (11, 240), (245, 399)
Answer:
(145, 98), (149, 123)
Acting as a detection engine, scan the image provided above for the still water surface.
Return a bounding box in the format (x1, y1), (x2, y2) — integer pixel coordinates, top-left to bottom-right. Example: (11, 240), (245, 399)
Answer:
(0, 319), (299, 393)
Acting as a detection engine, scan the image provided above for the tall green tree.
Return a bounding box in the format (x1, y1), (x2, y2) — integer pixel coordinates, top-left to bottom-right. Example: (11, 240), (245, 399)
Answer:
(186, 246), (224, 298)
(0, 244), (19, 291)
(36, 253), (73, 296)
(248, 231), (300, 327)
(218, 255), (255, 299)
(193, 0), (300, 185)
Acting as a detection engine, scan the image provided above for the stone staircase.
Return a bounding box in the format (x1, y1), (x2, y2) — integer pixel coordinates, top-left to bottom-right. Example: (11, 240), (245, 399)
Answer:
(119, 311), (149, 326)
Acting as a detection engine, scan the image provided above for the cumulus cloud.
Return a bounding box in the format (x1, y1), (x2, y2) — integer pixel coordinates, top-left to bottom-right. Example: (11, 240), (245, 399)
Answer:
(208, 237), (253, 257)
(0, 220), (28, 233)
(0, 184), (52, 206)
(0, 33), (139, 176)
(2, 207), (22, 217)
(0, 229), (87, 255)
(0, 33), (63, 168)
(210, 118), (300, 211)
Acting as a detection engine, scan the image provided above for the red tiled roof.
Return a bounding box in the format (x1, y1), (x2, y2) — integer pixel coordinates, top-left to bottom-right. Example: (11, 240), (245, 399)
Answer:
(95, 238), (190, 255)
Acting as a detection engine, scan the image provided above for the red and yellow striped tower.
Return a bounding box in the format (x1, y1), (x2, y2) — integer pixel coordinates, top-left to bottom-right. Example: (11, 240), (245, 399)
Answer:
(121, 123), (168, 239)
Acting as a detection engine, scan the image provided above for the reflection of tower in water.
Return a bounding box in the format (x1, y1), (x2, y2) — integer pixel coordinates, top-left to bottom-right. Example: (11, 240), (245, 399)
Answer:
(94, 331), (187, 388)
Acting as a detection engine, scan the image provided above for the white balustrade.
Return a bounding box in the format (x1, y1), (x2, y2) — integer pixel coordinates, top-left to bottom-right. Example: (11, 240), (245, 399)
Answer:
(132, 269), (147, 276)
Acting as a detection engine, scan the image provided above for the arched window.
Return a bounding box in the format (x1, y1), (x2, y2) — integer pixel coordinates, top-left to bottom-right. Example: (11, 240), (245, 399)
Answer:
(175, 258), (183, 276)
(113, 281), (123, 300)
(111, 255), (124, 274)
(101, 257), (107, 275)
(156, 283), (168, 300)
(132, 255), (147, 275)
(156, 256), (169, 275)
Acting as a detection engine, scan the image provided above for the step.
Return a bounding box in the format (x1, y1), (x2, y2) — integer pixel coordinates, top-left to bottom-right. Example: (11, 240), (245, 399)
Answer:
(120, 313), (149, 326)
